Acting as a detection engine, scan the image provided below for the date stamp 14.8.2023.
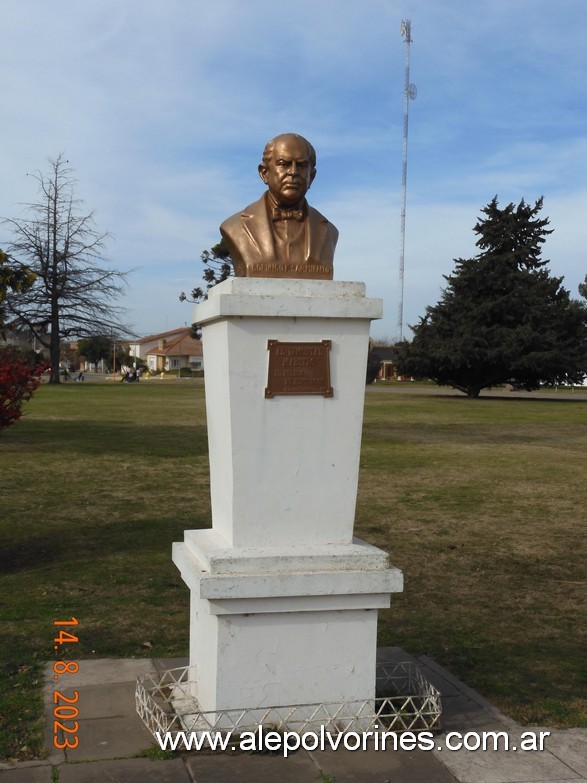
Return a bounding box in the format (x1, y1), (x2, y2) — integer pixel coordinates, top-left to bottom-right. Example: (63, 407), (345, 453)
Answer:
(52, 617), (80, 751)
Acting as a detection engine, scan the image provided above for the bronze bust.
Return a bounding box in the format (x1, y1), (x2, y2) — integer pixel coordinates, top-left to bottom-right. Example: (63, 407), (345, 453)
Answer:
(220, 133), (338, 279)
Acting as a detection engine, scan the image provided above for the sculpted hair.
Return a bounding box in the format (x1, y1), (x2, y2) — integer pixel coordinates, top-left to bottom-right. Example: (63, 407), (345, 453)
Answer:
(262, 134), (317, 171)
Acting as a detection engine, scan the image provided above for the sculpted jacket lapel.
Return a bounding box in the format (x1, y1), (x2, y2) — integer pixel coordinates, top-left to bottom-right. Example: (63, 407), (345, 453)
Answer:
(305, 206), (329, 264)
(239, 195), (276, 264)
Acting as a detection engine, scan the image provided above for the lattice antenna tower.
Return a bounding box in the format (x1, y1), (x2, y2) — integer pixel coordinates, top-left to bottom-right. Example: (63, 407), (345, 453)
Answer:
(398, 19), (416, 342)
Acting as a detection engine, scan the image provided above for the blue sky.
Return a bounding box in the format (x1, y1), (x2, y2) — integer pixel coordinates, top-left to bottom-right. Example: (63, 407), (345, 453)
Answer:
(1, 0), (586, 340)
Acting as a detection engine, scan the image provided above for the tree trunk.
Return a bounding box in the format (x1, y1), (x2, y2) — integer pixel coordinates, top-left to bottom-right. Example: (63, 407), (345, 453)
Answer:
(49, 308), (61, 384)
(466, 386), (481, 399)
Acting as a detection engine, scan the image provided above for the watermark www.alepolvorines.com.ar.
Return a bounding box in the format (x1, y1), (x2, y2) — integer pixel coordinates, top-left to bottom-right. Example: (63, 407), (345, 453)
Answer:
(156, 725), (551, 757)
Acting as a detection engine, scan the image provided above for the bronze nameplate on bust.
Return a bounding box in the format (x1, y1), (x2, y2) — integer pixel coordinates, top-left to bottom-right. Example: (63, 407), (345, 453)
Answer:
(265, 340), (333, 398)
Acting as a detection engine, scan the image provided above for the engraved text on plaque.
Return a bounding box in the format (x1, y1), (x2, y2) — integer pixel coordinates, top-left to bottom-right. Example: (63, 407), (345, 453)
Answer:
(265, 340), (333, 398)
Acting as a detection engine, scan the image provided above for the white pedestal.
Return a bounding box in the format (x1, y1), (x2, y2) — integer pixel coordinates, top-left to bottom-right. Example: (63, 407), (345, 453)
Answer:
(172, 278), (403, 715)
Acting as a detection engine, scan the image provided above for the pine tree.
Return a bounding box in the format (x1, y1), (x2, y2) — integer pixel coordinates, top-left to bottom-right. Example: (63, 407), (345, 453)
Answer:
(179, 236), (233, 338)
(396, 197), (587, 397)
(180, 237), (233, 305)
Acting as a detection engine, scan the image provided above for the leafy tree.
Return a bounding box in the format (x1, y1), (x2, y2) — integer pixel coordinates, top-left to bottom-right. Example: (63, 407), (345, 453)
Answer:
(396, 197), (587, 398)
(0, 250), (36, 336)
(1, 155), (131, 383)
(366, 349), (383, 384)
(109, 342), (135, 373)
(77, 335), (111, 370)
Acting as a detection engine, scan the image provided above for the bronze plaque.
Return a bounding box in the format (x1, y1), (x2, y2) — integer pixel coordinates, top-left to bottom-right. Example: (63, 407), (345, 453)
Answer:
(265, 340), (333, 398)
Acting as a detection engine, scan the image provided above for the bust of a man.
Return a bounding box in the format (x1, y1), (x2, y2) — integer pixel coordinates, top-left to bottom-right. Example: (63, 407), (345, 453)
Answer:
(220, 133), (338, 279)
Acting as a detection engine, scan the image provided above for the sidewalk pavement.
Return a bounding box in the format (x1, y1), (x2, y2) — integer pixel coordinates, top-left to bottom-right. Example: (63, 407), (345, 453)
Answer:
(0, 648), (585, 782)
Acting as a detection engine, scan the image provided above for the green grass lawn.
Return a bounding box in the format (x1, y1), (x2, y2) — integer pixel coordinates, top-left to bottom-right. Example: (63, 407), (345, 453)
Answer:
(361, 388), (586, 729)
(0, 380), (585, 760)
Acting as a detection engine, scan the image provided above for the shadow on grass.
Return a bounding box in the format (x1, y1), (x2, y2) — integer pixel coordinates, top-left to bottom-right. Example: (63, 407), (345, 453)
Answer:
(0, 511), (212, 576)
(1, 418), (212, 576)
(3, 421), (209, 459)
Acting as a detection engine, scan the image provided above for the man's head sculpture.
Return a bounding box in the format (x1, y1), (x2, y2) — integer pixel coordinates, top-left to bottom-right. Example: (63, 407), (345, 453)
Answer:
(220, 133), (338, 279)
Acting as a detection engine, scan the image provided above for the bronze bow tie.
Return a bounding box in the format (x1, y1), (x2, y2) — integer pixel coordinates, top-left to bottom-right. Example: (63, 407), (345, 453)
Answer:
(272, 207), (304, 222)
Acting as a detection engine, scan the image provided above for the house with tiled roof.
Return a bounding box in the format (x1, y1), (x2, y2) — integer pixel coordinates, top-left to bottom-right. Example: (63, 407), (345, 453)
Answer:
(129, 327), (203, 373)
(128, 328), (188, 361)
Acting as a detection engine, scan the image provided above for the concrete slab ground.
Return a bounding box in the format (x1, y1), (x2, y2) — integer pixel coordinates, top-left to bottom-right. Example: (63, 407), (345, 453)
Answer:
(43, 661), (157, 764)
(1, 650), (585, 782)
(432, 728), (583, 783)
(412, 653), (587, 783)
(544, 729), (587, 778)
(308, 744), (460, 782)
(185, 753), (324, 782)
(0, 766), (52, 783)
(58, 758), (192, 782)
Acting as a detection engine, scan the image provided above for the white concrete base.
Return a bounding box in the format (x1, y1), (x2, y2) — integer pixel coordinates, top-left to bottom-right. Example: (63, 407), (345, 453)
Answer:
(172, 278), (403, 716)
(194, 278), (382, 548)
(173, 529), (402, 712)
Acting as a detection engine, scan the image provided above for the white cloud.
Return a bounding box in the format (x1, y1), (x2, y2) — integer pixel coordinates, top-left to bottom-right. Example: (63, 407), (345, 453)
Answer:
(2, 0), (587, 336)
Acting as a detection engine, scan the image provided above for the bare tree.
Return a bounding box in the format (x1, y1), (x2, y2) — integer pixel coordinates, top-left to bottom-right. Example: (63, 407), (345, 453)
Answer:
(2, 155), (132, 382)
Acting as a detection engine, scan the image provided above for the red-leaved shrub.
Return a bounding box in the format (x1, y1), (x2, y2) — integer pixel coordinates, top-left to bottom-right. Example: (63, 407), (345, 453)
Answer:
(0, 348), (47, 433)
